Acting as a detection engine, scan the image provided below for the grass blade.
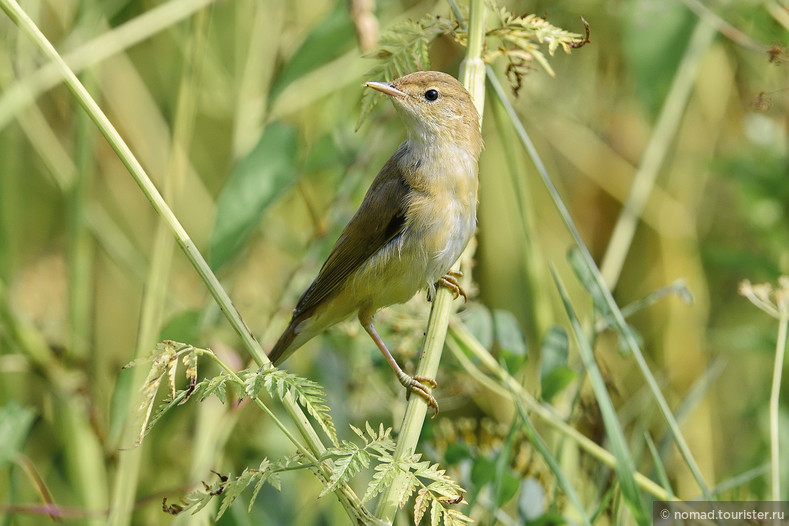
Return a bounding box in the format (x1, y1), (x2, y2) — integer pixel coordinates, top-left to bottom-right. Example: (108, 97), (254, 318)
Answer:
(550, 266), (647, 525)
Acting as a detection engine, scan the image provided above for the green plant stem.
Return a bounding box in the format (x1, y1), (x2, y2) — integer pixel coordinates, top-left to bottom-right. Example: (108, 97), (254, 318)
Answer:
(486, 65), (711, 499)
(447, 321), (671, 501)
(599, 19), (717, 289)
(203, 351), (316, 464)
(513, 395), (593, 526)
(107, 83), (180, 526)
(373, 0), (487, 521)
(0, 1), (376, 522)
(203, 350), (384, 524)
(0, 0), (264, 364)
(109, 7), (208, 523)
(169, 12), (228, 526)
(551, 268), (646, 524)
(771, 313), (788, 500)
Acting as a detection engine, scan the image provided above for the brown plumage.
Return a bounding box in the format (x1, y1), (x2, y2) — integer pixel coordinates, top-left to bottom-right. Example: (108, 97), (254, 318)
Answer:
(268, 71), (483, 412)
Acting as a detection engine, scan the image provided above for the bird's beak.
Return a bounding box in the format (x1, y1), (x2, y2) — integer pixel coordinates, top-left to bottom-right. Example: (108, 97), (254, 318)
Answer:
(365, 81), (406, 98)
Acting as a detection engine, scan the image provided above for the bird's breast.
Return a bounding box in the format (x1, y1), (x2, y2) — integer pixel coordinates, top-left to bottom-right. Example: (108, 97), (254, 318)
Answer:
(401, 143), (479, 283)
(342, 141), (479, 312)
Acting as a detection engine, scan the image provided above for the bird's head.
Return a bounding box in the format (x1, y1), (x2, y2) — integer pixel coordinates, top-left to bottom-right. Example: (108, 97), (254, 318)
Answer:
(366, 71), (482, 156)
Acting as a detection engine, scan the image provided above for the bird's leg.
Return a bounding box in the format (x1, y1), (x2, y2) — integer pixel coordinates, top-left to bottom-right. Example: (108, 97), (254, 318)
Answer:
(359, 312), (439, 415)
(437, 270), (467, 303)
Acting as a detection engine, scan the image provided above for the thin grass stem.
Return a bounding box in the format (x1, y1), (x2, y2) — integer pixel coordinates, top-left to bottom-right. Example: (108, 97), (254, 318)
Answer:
(447, 321), (671, 502)
(486, 64), (711, 499)
(0, 1), (374, 522)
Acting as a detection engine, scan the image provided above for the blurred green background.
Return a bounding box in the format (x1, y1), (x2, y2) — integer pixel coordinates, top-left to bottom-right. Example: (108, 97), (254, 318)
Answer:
(1, 0), (788, 524)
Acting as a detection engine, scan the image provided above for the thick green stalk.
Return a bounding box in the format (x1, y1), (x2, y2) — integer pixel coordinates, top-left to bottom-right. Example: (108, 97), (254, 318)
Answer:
(374, 0), (487, 521)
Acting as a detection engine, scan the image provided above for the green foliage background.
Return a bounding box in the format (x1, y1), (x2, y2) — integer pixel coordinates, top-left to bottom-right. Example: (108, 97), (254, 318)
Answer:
(0, 0), (788, 524)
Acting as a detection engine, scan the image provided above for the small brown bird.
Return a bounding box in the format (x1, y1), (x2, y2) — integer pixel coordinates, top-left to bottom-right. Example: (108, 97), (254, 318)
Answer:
(268, 71), (483, 412)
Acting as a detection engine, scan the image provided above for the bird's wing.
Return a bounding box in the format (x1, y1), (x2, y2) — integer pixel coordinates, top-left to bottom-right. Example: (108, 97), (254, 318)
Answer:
(293, 157), (410, 318)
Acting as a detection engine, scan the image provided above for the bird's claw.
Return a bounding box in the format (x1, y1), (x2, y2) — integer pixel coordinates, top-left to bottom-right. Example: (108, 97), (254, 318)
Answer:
(438, 270), (467, 303)
(400, 373), (439, 416)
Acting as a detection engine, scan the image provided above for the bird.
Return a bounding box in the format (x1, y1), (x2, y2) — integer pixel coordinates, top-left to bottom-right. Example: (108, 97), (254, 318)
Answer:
(267, 71), (483, 413)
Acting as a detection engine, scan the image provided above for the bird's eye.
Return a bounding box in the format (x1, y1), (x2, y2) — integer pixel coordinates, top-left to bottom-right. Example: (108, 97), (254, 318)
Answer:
(424, 89), (439, 101)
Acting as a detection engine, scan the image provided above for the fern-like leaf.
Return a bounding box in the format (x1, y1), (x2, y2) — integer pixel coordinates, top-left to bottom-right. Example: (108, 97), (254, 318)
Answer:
(444, 508), (473, 526)
(199, 374), (232, 403)
(216, 468), (257, 519)
(243, 368), (338, 446)
(361, 456), (398, 503)
(134, 341), (207, 445)
(320, 441), (371, 497)
(430, 497), (441, 526)
(414, 487), (430, 524)
(249, 459), (280, 511)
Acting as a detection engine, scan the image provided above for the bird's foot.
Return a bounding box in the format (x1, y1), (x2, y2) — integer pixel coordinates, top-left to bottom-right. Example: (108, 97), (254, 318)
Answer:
(398, 372), (439, 416)
(438, 270), (467, 303)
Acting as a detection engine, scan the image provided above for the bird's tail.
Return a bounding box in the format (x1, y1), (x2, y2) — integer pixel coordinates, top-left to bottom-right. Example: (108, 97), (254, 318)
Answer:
(267, 322), (297, 366)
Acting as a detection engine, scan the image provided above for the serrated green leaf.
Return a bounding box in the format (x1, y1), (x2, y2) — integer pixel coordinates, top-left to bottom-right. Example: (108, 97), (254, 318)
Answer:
(138, 387), (191, 445)
(209, 122), (298, 271)
(430, 498), (441, 526)
(365, 421), (379, 441)
(248, 475), (266, 512)
(320, 444), (369, 497)
(216, 469), (256, 519)
(135, 345), (179, 445)
(179, 350), (198, 405)
(167, 351), (179, 399)
(267, 471), (282, 492)
(414, 487), (429, 525)
(444, 508), (473, 526)
(398, 468), (419, 509)
(187, 490), (215, 515)
(350, 423), (365, 441)
(201, 375), (230, 403)
(248, 459), (280, 512)
(356, 14), (451, 130)
(249, 368), (337, 446)
(363, 457), (399, 503)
